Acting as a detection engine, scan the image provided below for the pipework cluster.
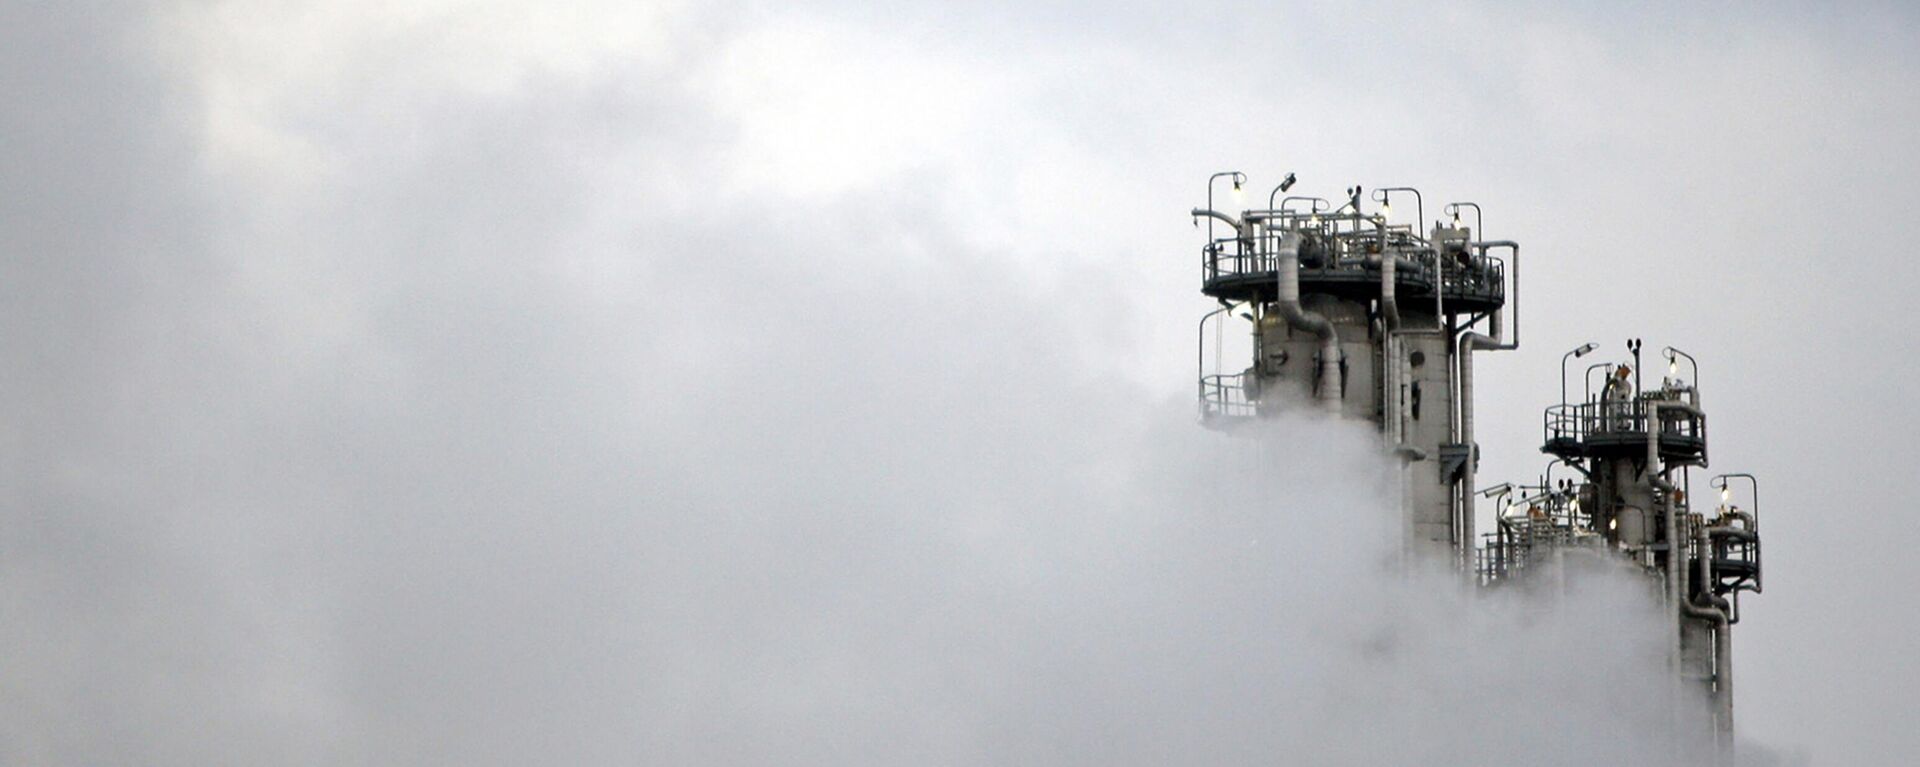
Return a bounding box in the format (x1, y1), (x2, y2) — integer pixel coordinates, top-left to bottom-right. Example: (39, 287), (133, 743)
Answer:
(1188, 171), (1768, 759)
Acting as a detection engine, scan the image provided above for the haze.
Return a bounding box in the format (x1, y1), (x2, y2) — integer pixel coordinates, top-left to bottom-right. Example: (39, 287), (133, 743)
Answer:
(3, 2), (1914, 764)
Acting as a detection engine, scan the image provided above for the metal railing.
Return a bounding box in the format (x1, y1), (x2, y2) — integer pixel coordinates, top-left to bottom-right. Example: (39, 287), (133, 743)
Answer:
(1478, 521), (1577, 585)
(1543, 397), (1706, 450)
(1200, 236), (1505, 303)
(1199, 373), (1258, 421)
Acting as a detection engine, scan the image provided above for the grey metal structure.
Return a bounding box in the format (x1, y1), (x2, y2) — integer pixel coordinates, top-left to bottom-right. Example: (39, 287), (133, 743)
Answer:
(1189, 174), (1765, 760)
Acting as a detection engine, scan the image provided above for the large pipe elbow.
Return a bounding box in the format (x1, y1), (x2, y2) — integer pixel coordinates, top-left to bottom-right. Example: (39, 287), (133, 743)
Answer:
(1478, 240), (1521, 348)
(1272, 232), (1342, 404)
(1191, 208), (1242, 231)
(1274, 233), (1333, 339)
(1380, 254), (1401, 332)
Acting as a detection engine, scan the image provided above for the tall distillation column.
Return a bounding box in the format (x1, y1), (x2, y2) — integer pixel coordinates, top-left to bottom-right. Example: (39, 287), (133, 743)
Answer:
(1193, 181), (1512, 565)
(1530, 344), (1763, 753)
(1190, 174), (1766, 758)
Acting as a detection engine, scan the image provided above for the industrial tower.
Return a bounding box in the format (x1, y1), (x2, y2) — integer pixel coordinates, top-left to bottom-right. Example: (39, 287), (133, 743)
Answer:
(1189, 174), (1764, 757)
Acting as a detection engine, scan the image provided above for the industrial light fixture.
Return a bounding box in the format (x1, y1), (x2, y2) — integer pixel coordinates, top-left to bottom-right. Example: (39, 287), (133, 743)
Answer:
(1203, 171), (1247, 239)
(1443, 201), (1481, 237)
(1562, 342), (1600, 404)
(1278, 172), (1296, 192)
(1663, 346), (1697, 390)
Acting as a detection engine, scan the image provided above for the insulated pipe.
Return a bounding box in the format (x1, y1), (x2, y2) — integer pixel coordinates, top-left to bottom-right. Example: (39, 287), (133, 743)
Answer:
(1450, 241), (1522, 439)
(1689, 523), (1736, 748)
(1453, 331), (1502, 569)
(1444, 241), (1521, 557)
(1272, 231), (1342, 407)
(1380, 237), (1402, 444)
(1378, 221), (1401, 331)
(1649, 400), (1721, 742)
(1477, 241), (1521, 348)
(1648, 400), (1707, 605)
(1191, 208), (1243, 232)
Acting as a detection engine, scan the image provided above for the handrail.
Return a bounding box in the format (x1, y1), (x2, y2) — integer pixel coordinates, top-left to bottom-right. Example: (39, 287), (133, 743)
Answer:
(1202, 237), (1505, 304)
(1543, 398), (1707, 449)
(1198, 372), (1259, 420)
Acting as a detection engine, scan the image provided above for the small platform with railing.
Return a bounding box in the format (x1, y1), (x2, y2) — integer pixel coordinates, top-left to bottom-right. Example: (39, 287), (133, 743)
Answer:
(1197, 230), (1507, 314)
(1541, 398), (1707, 461)
(1198, 372), (1258, 429)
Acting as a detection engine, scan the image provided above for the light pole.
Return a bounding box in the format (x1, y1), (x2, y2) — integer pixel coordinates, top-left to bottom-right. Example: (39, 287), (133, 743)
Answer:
(1206, 171), (1246, 241)
(1712, 473), (1759, 523)
(1712, 472), (1762, 591)
(1664, 346), (1698, 390)
(1264, 172), (1298, 210)
(1372, 187), (1424, 234)
(1584, 361), (1613, 403)
(1563, 342), (1599, 405)
(1445, 202), (1483, 237)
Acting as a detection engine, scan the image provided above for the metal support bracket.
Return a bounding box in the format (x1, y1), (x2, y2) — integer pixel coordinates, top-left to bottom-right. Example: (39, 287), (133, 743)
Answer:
(1439, 442), (1473, 484)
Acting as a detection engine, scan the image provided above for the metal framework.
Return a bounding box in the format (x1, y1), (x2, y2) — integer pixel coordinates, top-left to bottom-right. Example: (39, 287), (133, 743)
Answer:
(1187, 174), (1768, 763)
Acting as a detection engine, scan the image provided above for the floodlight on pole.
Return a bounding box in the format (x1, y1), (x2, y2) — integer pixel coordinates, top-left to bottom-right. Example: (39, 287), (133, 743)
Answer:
(1444, 201), (1483, 237)
(1373, 187), (1424, 234)
(1562, 342), (1599, 405)
(1204, 171), (1246, 240)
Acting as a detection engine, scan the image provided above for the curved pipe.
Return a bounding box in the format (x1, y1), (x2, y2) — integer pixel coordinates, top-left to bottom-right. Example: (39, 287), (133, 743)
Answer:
(1191, 208), (1242, 231)
(1687, 521), (1735, 743)
(1277, 195), (1331, 216)
(1584, 362), (1613, 404)
(1448, 243), (1519, 558)
(1544, 456), (1591, 488)
(1378, 220), (1401, 333)
(1272, 231), (1342, 407)
(1379, 231), (1401, 443)
(1477, 241), (1520, 347)
(1649, 401), (1721, 731)
(1452, 330), (1504, 566)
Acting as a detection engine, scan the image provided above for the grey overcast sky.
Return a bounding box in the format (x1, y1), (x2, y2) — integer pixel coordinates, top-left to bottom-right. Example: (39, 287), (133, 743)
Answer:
(3, 1), (1916, 764)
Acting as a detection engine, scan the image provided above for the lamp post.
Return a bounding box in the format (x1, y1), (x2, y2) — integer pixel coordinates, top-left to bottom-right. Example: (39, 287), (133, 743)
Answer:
(1264, 172), (1298, 210)
(1445, 202), (1483, 237)
(1206, 171), (1246, 241)
(1711, 473), (1759, 523)
(1372, 187), (1424, 234)
(1563, 342), (1599, 405)
(1664, 346), (1698, 390)
(1712, 473), (1762, 591)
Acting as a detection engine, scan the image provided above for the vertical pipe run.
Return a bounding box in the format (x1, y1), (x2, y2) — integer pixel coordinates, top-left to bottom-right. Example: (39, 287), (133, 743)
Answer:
(1272, 231), (1343, 408)
(1650, 400), (1730, 756)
